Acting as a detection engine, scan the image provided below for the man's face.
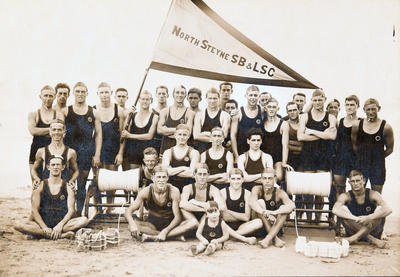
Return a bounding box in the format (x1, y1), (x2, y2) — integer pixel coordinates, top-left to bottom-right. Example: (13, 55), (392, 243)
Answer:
(210, 130), (224, 146)
(173, 87), (186, 104)
(40, 89), (55, 108)
(74, 86), (88, 103)
(97, 86), (112, 103)
(219, 84), (232, 101)
(175, 129), (189, 145)
(311, 95), (325, 111)
(115, 91), (128, 107)
(143, 154), (158, 170)
(259, 94), (271, 108)
(345, 100), (358, 116)
(156, 88), (168, 104)
(349, 174), (365, 192)
(327, 102), (340, 118)
(286, 103), (299, 121)
(364, 103), (380, 121)
(261, 172), (275, 190)
(247, 135), (262, 151)
(139, 94), (152, 110)
(224, 103), (237, 116)
(152, 171), (168, 192)
(266, 101), (279, 117)
(187, 93), (201, 109)
(246, 89), (259, 107)
(49, 123), (65, 141)
(47, 158), (65, 177)
(229, 174), (243, 190)
(207, 92), (219, 109)
(56, 88), (69, 105)
(194, 168), (208, 185)
(293, 95), (306, 111)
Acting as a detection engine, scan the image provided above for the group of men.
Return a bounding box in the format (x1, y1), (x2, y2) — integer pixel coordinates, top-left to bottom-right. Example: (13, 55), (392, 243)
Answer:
(16, 81), (393, 250)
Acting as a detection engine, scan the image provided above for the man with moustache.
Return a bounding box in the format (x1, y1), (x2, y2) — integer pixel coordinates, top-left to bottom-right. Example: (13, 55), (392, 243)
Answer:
(54, 83), (70, 113)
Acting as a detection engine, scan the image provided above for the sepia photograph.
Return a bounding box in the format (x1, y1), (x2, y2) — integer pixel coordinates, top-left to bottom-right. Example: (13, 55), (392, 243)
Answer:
(0, 0), (399, 276)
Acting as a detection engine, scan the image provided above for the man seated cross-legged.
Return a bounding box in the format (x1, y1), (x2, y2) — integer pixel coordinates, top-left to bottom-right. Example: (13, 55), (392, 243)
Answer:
(15, 155), (88, 240)
(249, 167), (295, 248)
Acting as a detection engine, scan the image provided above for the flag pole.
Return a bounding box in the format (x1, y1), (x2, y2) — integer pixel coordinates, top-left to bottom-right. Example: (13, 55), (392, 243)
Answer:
(120, 67), (150, 143)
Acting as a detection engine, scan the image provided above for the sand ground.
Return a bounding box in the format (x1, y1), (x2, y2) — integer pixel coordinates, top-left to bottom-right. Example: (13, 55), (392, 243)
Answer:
(0, 197), (399, 277)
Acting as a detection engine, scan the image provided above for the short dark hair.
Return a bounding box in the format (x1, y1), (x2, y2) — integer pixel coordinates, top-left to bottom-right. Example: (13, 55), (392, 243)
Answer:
(286, 101), (298, 111)
(293, 92), (306, 100)
(225, 99), (238, 109)
(345, 95), (360, 107)
(116, 88), (128, 94)
(246, 128), (264, 140)
(156, 85), (168, 94)
(48, 154), (65, 165)
(219, 82), (233, 91)
(143, 147), (158, 157)
(55, 83), (70, 94)
(327, 99), (340, 110)
(349, 169), (364, 179)
(188, 87), (202, 98)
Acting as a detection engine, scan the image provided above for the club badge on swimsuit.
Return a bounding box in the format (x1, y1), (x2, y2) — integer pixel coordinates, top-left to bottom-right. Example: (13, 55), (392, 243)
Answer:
(87, 117), (93, 123)
(323, 121), (328, 127)
(60, 195), (65, 200)
(375, 135), (381, 142)
(218, 163), (223, 169)
(239, 201), (245, 208)
(167, 201), (172, 207)
(365, 206), (372, 212)
(269, 200), (275, 207)
(209, 231), (216, 238)
(256, 119), (261, 125)
(114, 118), (119, 124)
(180, 119), (185, 124)
(184, 156), (190, 162)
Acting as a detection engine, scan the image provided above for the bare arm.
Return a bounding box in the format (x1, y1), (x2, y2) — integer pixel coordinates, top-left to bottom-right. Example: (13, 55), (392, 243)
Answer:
(281, 121), (289, 165)
(212, 221), (230, 244)
(221, 111), (231, 140)
(179, 185), (205, 212)
(383, 123), (394, 158)
(238, 154), (261, 182)
(249, 186), (263, 214)
(270, 189), (295, 215)
(157, 108), (175, 136)
(31, 182), (48, 229)
(55, 185), (75, 230)
(68, 149), (79, 184)
(125, 187), (148, 232)
(351, 121), (360, 154)
(368, 190), (392, 219)
(230, 114), (240, 160)
(31, 148), (44, 184)
(332, 193), (359, 221)
(28, 111), (49, 136)
(307, 114), (337, 140)
(210, 186), (227, 211)
(92, 110), (102, 167)
(177, 149), (199, 178)
(297, 113), (319, 141)
(158, 187), (182, 239)
(193, 112), (210, 142)
(196, 217), (209, 245)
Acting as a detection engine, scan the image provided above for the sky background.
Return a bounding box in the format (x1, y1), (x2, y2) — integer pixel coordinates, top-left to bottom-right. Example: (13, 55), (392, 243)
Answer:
(0, 0), (399, 214)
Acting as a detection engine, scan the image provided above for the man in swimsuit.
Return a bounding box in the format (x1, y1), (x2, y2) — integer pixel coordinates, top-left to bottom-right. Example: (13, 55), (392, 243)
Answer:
(121, 90), (159, 170)
(15, 155), (88, 239)
(351, 98), (394, 193)
(237, 128), (273, 191)
(162, 124), (200, 192)
(200, 127), (234, 189)
(138, 147), (159, 189)
(187, 87), (202, 114)
(261, 98), (291, 186)
(220, 168), (261, 243)
(193, 88), (230, 153)
(231, 85), (264, 162)
(298, 89), (337, 222)
(153, 85), (169, 114)
(250, 167), (295, 248)
(115, 88), (129, 110)
(31, 119), (79, 189)
(61, 82), (102, 215)
(28, 85), (58, 182)
(333, 170), (392, 248)
(283, 92), (307, 121)
(54, 83), (70, 113)
(223, 99), (239, 151)
(219, 82), (233, 110)
(157, 85), (195, 155)
(258, 91), (272, 111)
(326, 99), (340, 118)
(125, 165), (191, 242)
(180, 163), (227, 230)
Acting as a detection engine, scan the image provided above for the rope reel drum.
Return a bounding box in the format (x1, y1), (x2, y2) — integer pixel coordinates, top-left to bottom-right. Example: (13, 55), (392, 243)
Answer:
(97, 168), (140, 192)
(286, 171), (331, 196)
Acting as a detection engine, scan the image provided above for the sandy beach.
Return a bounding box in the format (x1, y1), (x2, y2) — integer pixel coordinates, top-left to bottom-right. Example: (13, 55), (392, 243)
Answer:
(0, 195), (399, 277)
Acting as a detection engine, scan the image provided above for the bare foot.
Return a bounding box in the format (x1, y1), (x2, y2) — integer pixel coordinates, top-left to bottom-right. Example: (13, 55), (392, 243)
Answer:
(61, 231), (75, 239)
(368, 236), (387, 249)
(189, 245), (198, 256)
(246, 237), (257, 245)
(204, 243), (216, 255)
(258, 238), (272, 249)
(274, 237), (286, 248)
(178, 235), (186, 242)
(381, 231), (388, 241)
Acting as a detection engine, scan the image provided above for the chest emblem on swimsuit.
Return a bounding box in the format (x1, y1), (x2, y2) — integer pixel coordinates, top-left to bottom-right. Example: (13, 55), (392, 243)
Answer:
(60, 195), (65, 200)
(184, 157), (189, 162)
(365, 206), (372, 212)
(209, 231), (216, 238)
(239, 202), (245, 208)
(269, 200), (275, 207)
(180, 119), (185, 124)
(375, 135), (381, 142)
(218, 163), (223, 169)
(114, 118), (119, 124)
(323, 121), (328, 127)
(87, 117), (93, 123)
(167, 201), (172, 207)
(256, 119), (261, 125)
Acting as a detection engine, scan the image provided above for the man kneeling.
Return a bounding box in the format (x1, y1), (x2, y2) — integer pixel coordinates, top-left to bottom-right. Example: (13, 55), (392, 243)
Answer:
(332, 170), (392, 248)
(125, 165), (191, 242)
(249, 167), (295, 248)
(15, 155), (88, 240)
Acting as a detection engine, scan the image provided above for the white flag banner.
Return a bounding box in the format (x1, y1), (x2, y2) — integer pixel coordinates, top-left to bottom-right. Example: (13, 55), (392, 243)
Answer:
(150, 0), (318, 89)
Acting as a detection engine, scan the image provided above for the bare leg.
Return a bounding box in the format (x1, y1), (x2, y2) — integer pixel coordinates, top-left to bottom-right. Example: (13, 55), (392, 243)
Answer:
(77, 169), (90, 215)
(167, 218), (198, 238)
(342, 218), (386, 248)
(190, 242), (207, 256)
(15, 219), (49, 238)
(236, 218), (263, 236)
(371, 184), (383, 194)
(226, 224), (257, 244)
(63, 217), (89, 232)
